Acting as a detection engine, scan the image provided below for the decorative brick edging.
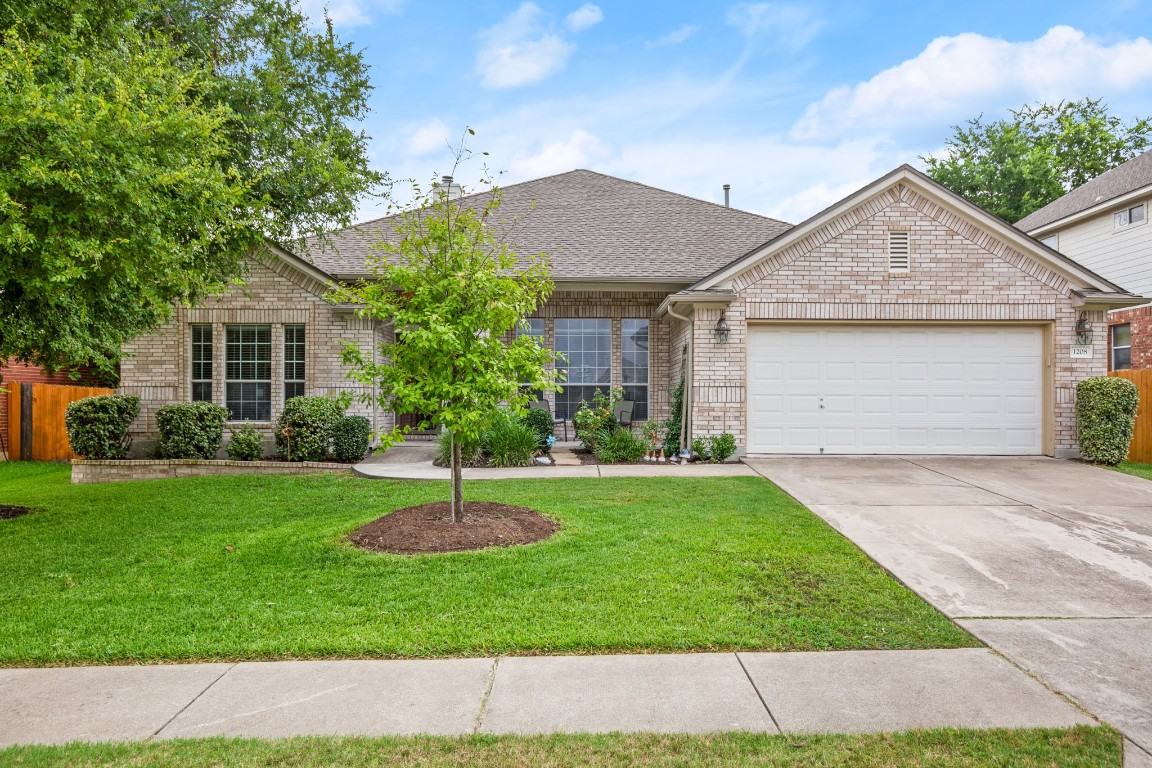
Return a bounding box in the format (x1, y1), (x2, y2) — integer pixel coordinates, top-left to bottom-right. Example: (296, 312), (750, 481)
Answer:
(71, 459), (352, 484)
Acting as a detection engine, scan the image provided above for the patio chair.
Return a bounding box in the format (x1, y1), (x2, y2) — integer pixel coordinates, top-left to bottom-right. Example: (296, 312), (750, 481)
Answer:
(530, 400), (568, 441)
(613, 400), (635, 429)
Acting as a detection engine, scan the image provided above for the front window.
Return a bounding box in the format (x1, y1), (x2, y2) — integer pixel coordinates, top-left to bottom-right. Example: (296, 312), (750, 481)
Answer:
(517, 319), (545, 402)
(1112, 324), (1132, 371)
(284, 325), (306, 401)
(191, 324), (213, 402)
(622, 319), (649, 421)
(226, 325), (272, 421)
(1115, 204), (1146, 228)
(555, 318), (611, 420)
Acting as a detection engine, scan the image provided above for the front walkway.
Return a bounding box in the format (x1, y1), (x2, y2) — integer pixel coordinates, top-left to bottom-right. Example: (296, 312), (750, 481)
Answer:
(0, 649), (1090, 746)
(746, 456), (1152, 766)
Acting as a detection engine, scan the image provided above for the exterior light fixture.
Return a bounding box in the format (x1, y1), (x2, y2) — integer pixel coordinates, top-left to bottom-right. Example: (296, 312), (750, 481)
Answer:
(1075, 312), (1093, 346)
(714, 311), (731, 344)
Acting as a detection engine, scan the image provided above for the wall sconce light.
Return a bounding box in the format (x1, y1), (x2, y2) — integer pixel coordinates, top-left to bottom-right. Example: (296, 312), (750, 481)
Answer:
(714, 311), (731, 344)
(1075, 312), (1093, 346)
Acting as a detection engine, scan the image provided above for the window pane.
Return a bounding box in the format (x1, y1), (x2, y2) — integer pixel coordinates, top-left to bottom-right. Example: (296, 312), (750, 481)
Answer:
(556, 385), (609, 420)
(623, 385), (648, 422)
(1116, 210), (1130, 227)
(1113, 346), (1131, 371)
(191, 324), (213, 402)
(1131, 205), (1145, 224)
(621, 319), (649, 385)
(226, 325), (271, 420)
(555, 319), (611, 388)
(1113, 324), (1132, 348)
(517, 318), (544, 339)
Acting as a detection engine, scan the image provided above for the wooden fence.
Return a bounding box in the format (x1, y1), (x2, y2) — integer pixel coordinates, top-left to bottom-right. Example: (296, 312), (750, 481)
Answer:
(6, 383), (115, 461)
(1110, 369), (1152, 464)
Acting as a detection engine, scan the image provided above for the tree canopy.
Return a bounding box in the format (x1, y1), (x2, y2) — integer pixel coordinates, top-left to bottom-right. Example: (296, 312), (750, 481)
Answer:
(0, 1), (385, 376)
(334, 156), (558, 521)
(922, 98), (1152, 224)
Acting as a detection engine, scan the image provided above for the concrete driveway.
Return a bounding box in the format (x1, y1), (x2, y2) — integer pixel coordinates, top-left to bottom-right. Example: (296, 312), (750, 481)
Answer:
(746, 456), (1152, 761)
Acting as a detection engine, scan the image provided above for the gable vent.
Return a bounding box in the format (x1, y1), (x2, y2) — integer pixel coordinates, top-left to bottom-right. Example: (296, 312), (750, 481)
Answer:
(888, 231), (910, 273)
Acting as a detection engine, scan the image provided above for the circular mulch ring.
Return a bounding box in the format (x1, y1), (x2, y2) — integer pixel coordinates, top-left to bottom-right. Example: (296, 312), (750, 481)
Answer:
(349, 501), (559, 555)
(0, 505), (30, 520)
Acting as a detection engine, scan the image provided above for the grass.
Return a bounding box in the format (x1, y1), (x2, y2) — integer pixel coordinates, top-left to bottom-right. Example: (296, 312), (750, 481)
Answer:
(0, 463), (974, 664)
(1114, 462), (1152, 481)
(0, 728), (1121, 767)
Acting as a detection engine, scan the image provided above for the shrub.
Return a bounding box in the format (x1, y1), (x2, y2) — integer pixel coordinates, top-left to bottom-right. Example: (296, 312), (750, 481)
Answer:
(483, 410), (538, 467)
(663, 378), (684, 456)
(692, 433), (738, 463)
(226, 425), (265, 461)
(65, 395), (140, 459)
(436, 430), (483, 466)
(332, 415), (372, 463)
(276, 396), (344, 462)
(522, 406), (554, 452)
(595, 426), (646, 464)
(156, 402), (229, 459)
(573, 387), (622, 452)
(1077, 377), (1139, 465)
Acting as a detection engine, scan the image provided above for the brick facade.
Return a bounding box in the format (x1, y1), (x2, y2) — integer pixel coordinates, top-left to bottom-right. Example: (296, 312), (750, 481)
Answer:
(1108, 304), (1152, 370)
(683, 182), (1107, 457)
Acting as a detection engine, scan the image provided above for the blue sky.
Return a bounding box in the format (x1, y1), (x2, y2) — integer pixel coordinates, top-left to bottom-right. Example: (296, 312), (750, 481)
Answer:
(298, 0), (1152, 224)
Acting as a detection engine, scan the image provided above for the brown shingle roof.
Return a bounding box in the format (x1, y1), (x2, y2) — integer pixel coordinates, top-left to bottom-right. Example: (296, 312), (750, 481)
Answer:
(1015, 149), (1152, 232)
(301, 169), (792, 281)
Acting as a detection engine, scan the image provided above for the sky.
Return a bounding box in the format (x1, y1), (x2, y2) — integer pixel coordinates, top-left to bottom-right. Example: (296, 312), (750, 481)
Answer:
(297, 0), (1152, 225)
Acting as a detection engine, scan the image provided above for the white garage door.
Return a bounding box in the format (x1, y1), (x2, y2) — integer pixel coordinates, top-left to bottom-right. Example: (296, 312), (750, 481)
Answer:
(747, 326), (1044, 455)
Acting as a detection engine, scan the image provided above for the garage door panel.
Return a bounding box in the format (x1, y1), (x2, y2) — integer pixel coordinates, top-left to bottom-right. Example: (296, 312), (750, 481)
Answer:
(747, 326), (1044, 455)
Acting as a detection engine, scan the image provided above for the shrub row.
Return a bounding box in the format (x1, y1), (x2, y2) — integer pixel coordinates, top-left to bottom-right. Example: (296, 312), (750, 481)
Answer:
(436, 407), (552, 468)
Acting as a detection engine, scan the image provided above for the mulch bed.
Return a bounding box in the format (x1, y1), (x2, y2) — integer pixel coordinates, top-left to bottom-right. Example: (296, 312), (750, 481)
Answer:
(0, 505), (30, 519)
(348, 501), (559, 555)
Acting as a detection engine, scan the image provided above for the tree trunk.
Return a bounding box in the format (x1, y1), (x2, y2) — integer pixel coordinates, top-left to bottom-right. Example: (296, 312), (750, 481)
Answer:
(450, 433), (464, 523)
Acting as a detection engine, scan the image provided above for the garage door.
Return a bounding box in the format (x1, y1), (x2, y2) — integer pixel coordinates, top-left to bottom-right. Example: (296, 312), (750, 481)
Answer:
(747, 326), (1044, 455)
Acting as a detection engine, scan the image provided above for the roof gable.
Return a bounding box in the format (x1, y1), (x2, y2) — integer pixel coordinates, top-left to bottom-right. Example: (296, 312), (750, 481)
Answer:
(692, 165), (1129, 296)
(1015, 149), (1152, 233)
(299, 169), (792, 282)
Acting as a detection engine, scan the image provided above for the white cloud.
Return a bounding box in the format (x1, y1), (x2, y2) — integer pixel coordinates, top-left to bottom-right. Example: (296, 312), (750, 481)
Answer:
(404, 119), (453, 157)
(645, 24), (699, 49)
(476, 3), (577, 89)
(793, 25), (1152, 141)
(296, 0), (405, 28)
(506, 129), (612, 178)
(725, 3), (822, 52)
(565, 3), (603, 32)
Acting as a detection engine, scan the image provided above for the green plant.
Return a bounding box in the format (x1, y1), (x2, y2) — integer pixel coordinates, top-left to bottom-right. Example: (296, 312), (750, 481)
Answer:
(483, 410), (538, 467)
(522, 407), (554, 452)
(692, 433), (738, 463)
(639, 421), (663, 454)
(64, 394), (140, 459)
(226, 425), (264, 461)
(594, 426), (646, 464)
(663, 378), (684, 455)
(1077, 377), (1139, 465)
(573, 387), (622, 452)
(332, 415), (372, 463)
(155, 402), (229, 459)
(436, 430), (482, 466)
(276, 396), (344, 462)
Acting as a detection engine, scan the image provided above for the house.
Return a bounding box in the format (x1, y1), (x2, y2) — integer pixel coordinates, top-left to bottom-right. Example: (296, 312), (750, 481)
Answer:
(120, 165), (1144, 458)
(1016, 150), (1152, 371)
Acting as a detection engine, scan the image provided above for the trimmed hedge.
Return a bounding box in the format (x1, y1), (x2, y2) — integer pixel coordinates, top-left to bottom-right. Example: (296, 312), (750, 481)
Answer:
(332, 415), (372, 463)
(276, 396), (344, 462)
(65, 395), (140, 459)
(156, 402), (229, 459)
(226, 425), (265, 461)
(1077, 377), (1139, 465)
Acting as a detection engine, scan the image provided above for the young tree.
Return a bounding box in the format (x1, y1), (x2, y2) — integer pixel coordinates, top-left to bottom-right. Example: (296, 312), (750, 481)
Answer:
(922, 98), (1152, 223)
(333, 150), (559, 522)
(0, 1), (384, 376)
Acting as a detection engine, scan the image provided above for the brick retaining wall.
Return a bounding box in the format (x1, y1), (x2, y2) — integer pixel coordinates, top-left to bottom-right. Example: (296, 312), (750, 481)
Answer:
(72, 459), (352, 484)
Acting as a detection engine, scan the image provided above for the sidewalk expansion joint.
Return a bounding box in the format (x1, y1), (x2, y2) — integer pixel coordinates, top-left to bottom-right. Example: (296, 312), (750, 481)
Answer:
(148, 662), (237, 740)
(472, 657), (500, 734)
(734, 652), (782, 734)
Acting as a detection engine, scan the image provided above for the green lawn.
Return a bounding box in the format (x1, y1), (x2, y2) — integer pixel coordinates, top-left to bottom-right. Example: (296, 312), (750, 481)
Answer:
(0, 728), (1120, 767)
(0, 463), (974, 664)
(1115, 462), (1152, 482)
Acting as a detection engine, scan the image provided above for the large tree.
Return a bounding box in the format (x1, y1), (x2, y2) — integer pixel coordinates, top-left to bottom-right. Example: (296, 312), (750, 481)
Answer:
(922, 98), (1152, 223)
(334, 153), (558, 522)
(0, 1), (384, 377)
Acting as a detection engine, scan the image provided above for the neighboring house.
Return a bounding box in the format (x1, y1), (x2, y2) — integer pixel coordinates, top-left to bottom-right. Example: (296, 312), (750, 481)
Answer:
(121, 166), (1143, 458)
(1016, 150), (1152, 370)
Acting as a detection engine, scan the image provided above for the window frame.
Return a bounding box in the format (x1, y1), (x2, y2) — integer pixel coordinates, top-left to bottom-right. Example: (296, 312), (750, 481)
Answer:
(1111, 323), (1132, 371)
(621, 318), (649, 422)
(554, 318), (612, 420)
(1114, 203), (1146, 229)
(284, 324), (306, 402)
(225, 324), (273, 422)
(190, 324), (214, 402)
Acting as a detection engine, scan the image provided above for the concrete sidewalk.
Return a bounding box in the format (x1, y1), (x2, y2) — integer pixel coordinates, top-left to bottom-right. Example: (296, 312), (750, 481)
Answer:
(353, 459), (757, 481)
(0, 649), (1091, 746)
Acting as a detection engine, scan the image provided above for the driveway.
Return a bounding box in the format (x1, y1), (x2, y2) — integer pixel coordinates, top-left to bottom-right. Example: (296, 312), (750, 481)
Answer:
(746, 456), (1152, 760)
